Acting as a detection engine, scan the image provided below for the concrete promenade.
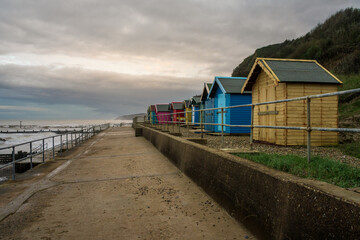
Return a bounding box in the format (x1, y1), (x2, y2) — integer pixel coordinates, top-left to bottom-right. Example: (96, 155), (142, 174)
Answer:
(0, 127), (255, 239)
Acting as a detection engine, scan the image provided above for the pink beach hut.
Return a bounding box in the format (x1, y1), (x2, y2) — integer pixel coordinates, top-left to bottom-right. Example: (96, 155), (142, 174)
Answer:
(155, 104), (171, 124)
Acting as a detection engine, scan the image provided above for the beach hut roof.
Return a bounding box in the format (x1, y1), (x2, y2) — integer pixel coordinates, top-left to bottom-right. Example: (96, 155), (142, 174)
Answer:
(242, 58), (342, 92)
(200, 83), (213, 101)
(184, 99), (191, 108)
(191, 95), (201, 105)
(209, 76), (249, 97)
(155, 104), (170, 112)
(170, 102), (184, 110)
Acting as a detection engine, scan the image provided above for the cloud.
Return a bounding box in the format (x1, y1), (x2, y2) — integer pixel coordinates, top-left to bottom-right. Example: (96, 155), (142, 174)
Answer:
(0, 0), (359, 119)
(1, 1), (359, 76)
(0, 64), (207, 115)
(0, 105), (46, 111)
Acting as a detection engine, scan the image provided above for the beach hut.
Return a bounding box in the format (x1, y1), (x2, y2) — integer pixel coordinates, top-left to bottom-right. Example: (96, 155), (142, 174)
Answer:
(184, 99), (192, 124)
(201, 83), (214, 131)
(191, 95), (201, 125)
(242, 58), (342, 146)
(155, 104), (171, 124)
(208, 76), (251, 134)
(149, 105), (157, 124)
(169, 102), (185, 123)
(147, 106), (151, 121)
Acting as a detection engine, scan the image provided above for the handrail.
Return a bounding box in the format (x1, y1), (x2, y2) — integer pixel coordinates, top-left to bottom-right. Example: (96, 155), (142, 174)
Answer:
(0, 123), (111, 180)
(142, 88), (360, 163)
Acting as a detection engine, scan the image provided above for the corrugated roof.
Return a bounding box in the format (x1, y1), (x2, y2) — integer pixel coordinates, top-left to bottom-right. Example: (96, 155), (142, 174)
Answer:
(172, 102), (184, 110)
(263, 59), (341, 84)
(156, 104), (170, 112)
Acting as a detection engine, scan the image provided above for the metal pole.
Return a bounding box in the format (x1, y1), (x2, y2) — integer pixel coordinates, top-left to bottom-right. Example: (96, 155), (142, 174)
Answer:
(52, 136), (55, 159)
(173, 117), (175, 132)
(12, 146), (15, 180)
(250, 104), (254, 150)
(221, 108), (224, 148)
(60, 135), (63, 156)
(71, 133), (73, 148)
(66, 133), (69, 150)
(42, 139), (45, 163)
(187, 111), (190, 136)
(81, 127), (84, 142)
(30, 142), (33, 169)
(200, 110), (203, 139)
(306, 97), (311, 163)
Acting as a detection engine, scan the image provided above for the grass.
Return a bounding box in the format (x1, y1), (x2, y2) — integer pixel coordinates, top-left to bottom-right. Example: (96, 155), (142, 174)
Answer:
(338, 74), (360, 119)
(234, 153), (360, 188)
(338, 142), (360, 159)
(338, 74), (360, 90)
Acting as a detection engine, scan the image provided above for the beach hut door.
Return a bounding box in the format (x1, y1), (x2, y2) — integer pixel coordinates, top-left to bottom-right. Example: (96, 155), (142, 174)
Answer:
(217, 94), (226, 132)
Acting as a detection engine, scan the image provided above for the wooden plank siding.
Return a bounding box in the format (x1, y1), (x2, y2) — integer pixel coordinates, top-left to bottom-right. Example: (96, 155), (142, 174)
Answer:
(252, 71), (338, 146)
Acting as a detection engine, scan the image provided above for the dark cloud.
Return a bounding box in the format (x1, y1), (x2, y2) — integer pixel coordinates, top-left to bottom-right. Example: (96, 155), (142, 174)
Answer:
(0, 0), (359, 118)
(1, 1), (359, 64)
(0, 64), (205, 116)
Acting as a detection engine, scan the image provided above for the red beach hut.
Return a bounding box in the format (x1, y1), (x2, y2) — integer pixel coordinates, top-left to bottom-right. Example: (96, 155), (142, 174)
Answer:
(155, 104), (171, 124)
(169, 102), (185, 123)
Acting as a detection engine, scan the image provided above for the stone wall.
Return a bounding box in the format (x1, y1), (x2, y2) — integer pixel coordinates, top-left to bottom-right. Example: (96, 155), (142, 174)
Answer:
(141, 125), (360, 240)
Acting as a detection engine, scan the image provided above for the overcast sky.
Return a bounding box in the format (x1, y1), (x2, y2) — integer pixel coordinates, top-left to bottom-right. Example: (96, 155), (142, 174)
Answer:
(0, 0), (359, 120)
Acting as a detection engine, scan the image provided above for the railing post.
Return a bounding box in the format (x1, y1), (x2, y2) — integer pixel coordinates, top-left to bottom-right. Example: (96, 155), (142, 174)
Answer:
(200, 110), (203, 139)
(173, 114), (175, 132)
(52, 136), (55, 159)
(306, 97), (312, 163)
(42, 139), (45, 163)
(30, 142), (33, 169)
(66, 133), (69, 151)
(12, 146), (15, 180)
(221, 108), (224, 148)
(71, 133), (73, 148)
(60, 135), (63, 156)
(165, 116), (170, 131)
(250, 104), (254, 150)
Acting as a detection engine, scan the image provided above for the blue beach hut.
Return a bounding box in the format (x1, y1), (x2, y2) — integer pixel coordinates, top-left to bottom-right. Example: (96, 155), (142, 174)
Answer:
(149, 105), (157, 124)
(191, 95), (201, 125)
(200, 82), (214, 132)
(208, 77), (252, 134)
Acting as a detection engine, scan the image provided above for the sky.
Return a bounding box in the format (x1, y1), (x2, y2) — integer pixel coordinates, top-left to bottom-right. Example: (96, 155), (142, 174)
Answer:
(0, 0), (359, 120)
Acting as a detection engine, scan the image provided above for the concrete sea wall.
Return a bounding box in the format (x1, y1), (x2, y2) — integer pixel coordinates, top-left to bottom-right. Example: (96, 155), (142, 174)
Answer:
(140, 125), (360, 240)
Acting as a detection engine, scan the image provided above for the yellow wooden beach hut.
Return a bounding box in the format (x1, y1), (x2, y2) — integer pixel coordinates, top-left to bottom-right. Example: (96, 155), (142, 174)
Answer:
(184, 99), (192, 124)
(241, 58), (342, 146)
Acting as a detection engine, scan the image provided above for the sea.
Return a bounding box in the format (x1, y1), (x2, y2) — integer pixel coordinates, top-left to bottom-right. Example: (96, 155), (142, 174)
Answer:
(0, 119), (132, 154)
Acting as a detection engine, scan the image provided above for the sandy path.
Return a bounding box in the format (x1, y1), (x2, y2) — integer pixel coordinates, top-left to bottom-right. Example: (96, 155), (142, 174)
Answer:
(0, 127), (255, 239)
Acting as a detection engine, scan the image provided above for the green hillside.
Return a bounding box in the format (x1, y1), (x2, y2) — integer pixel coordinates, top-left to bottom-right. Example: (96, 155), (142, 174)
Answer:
(232, 8), (360, 77)
(231, 8), (360, 157)
(232, 8), (360, 123)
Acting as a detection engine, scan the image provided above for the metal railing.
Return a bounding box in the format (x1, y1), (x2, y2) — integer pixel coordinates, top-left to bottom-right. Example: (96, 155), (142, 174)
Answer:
(142, 88), (360, 163)
(0, 123), (110, 180)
